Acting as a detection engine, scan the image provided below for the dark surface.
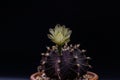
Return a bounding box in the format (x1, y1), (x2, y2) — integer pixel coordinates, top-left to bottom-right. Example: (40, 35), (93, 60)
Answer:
(0, 0), (120, 79)
(0, 78), (28, 80)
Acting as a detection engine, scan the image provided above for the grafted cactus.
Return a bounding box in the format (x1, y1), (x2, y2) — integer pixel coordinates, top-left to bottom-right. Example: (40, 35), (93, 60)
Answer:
(38, 24), (91, 80)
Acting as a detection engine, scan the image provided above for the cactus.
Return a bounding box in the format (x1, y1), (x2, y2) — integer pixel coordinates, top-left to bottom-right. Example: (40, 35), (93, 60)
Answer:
(38, 24), (91, 80)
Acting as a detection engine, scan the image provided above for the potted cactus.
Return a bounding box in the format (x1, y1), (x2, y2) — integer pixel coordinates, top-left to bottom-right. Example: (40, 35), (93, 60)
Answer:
(30, 24), (98, 80)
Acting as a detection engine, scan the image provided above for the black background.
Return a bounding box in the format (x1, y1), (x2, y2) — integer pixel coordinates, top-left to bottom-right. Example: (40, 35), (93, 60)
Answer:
(0, 0), (120, 79)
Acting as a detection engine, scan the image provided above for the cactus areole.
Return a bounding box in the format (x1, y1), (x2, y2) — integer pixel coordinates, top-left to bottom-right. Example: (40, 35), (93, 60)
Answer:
(31, 24), (98, 80)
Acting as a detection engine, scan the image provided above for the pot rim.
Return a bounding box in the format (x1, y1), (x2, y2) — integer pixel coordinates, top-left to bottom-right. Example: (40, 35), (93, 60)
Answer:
(30, 71), (98, 80)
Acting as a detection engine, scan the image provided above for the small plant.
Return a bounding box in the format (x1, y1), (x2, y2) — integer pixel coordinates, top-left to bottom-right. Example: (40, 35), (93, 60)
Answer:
(37, 24), (91, 80)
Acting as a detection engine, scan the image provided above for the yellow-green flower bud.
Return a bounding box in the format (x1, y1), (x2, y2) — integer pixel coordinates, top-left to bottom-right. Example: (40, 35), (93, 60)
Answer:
(48, 24), (72, 45)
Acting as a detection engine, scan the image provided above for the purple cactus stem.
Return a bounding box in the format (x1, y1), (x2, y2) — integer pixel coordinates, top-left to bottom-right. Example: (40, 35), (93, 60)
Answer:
(38, 44), (91, 80)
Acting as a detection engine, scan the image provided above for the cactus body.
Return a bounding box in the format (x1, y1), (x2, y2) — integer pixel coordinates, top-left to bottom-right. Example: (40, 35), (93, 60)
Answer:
(38, 44), (91, 80)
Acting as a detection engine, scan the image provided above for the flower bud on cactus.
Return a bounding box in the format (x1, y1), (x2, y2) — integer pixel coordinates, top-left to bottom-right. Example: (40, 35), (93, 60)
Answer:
(48, 24), (72, 46)
(38, 24), (91, 80)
